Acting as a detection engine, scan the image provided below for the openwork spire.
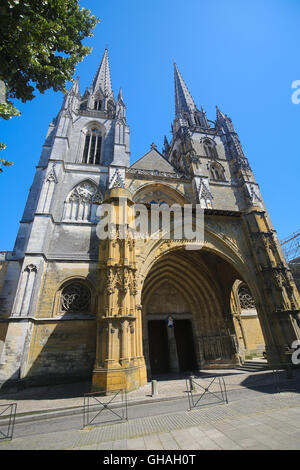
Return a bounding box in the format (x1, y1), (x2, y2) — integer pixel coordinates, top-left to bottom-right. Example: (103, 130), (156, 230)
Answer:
(174, 63), (197, 116)
(91, 48), (114, 98)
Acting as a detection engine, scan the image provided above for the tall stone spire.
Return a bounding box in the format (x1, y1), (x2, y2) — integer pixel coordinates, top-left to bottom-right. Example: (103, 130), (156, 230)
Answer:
(91, 48), (114, 99)
(174, 62), (197, 116)
(216, 105), (226, 122)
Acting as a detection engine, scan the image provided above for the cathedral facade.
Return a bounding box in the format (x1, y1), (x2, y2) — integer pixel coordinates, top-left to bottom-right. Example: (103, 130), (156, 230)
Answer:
(0, 49), (299, 392)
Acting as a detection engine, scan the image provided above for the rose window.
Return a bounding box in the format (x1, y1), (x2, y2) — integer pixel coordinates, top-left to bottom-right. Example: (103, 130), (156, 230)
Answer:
(61, 283), (91, 313)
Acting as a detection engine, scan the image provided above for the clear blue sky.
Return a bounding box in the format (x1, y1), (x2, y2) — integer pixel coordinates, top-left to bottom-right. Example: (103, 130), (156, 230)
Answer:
(1, 0), (299, 250)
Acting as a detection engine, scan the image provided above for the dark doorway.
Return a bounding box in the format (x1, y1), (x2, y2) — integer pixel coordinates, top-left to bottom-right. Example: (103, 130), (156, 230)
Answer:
(148, 320), (169, 374)
(174, 319), (197, 372)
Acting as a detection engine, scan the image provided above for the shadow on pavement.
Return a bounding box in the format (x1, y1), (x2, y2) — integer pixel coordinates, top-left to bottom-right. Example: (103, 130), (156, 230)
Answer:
(0, 380), (92, 401)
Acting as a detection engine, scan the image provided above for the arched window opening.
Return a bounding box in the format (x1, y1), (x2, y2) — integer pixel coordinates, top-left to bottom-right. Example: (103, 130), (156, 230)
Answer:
(82, 127), (102, 165)
(107, 100), (115, 115)
(195, 115), (201, 126)
(60, 282), (91, 313)
(203, 139), (218, 159)
(172, 150), (179, 167)
(185, 115), (191, 126)
(94, 99), (102, 111)
(80, 100), (87, 111)
(210, 162), (225, 181)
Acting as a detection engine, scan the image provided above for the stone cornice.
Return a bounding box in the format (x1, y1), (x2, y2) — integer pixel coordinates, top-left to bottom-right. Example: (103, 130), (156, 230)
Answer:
(9, 252), (98, 263)
(0, 314), (96, 323)
(76, 109), (115, 120)
(204, 209), (241, 217)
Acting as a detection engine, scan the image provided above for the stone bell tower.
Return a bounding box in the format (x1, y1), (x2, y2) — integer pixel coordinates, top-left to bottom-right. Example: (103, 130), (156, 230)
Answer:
(165, 63), (300, 368)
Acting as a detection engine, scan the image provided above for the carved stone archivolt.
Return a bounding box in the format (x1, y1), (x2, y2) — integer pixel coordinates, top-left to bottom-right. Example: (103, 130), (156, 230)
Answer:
(204, 219), (246, 259)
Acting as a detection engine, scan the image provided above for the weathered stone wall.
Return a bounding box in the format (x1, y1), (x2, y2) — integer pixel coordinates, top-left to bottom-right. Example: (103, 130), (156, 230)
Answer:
(0, 258), (99, 384)
(24, 319), (96, 383)
(0, 322), (8, 367)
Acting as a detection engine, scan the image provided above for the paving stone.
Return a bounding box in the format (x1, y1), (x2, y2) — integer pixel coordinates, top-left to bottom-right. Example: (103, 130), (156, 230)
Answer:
(170, 429), (203, 450)
(276, 440), (300, 450)
(203, 428), (226, 440)
(209, 435), (242, 450)
(127, 437), (146, 450)
(246, 443), (272, 450)
(144, 435), (164, 450)
(112, 439), (128, 450)
(236, 438), (262, 448)
(157, 432), (181, 450)
(196, 436), (221, 450)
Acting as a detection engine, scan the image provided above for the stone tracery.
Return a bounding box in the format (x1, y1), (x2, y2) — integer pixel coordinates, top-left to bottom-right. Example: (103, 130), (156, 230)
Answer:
(64, 180), (102, 222)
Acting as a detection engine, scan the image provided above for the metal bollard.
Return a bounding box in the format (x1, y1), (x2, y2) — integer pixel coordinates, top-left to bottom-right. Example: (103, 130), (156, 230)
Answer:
(189, 375), (195, 391)
(151, 380), (158, 396)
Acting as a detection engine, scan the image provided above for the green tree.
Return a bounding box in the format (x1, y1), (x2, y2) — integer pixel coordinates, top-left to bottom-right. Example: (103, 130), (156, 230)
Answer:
(0, 0), (99, 171)
(0, 0), (99, 101)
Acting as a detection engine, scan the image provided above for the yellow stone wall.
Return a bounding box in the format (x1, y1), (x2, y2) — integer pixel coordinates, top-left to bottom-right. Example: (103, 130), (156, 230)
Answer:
(241, 316), (265, 353)
(35, 262), (97, 318)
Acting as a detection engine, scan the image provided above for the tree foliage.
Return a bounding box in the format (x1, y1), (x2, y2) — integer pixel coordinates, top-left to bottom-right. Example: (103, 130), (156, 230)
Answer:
(0, 0), (99, 172)
(0, 156), (13, 173)
(0, 0), (99, 102)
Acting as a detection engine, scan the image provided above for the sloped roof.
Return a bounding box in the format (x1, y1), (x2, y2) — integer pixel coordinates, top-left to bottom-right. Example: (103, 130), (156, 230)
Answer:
(131, 146), (177, 173)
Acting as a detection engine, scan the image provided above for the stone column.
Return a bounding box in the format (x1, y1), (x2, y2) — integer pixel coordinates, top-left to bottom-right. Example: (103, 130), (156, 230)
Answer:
(92, 186), (147, 393)
(166, 324), (180, 373)
(195, 336), (205, 369)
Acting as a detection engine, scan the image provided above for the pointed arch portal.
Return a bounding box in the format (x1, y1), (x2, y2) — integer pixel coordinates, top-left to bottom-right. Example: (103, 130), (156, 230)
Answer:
(141, 247), (249, 376)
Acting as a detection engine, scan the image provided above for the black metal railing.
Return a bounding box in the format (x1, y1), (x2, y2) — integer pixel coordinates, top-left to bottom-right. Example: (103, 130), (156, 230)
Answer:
(186, 375), (228, 411)
(83, 389), (128, 428)
(0, 403), (17, 441)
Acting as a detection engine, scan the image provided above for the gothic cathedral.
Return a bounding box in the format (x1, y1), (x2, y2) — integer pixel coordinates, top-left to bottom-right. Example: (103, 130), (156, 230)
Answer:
(0, 49), (299, 393)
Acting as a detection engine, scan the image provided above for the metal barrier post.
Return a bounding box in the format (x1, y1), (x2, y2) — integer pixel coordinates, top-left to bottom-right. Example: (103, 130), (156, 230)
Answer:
(151, 380), (158, 396)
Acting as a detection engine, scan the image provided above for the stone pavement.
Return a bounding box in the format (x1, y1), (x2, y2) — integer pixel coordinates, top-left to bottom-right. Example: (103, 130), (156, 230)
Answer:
(1, 361), (300, 450)
(0, 360), (294, 418)
(1, 391), (300, 449)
